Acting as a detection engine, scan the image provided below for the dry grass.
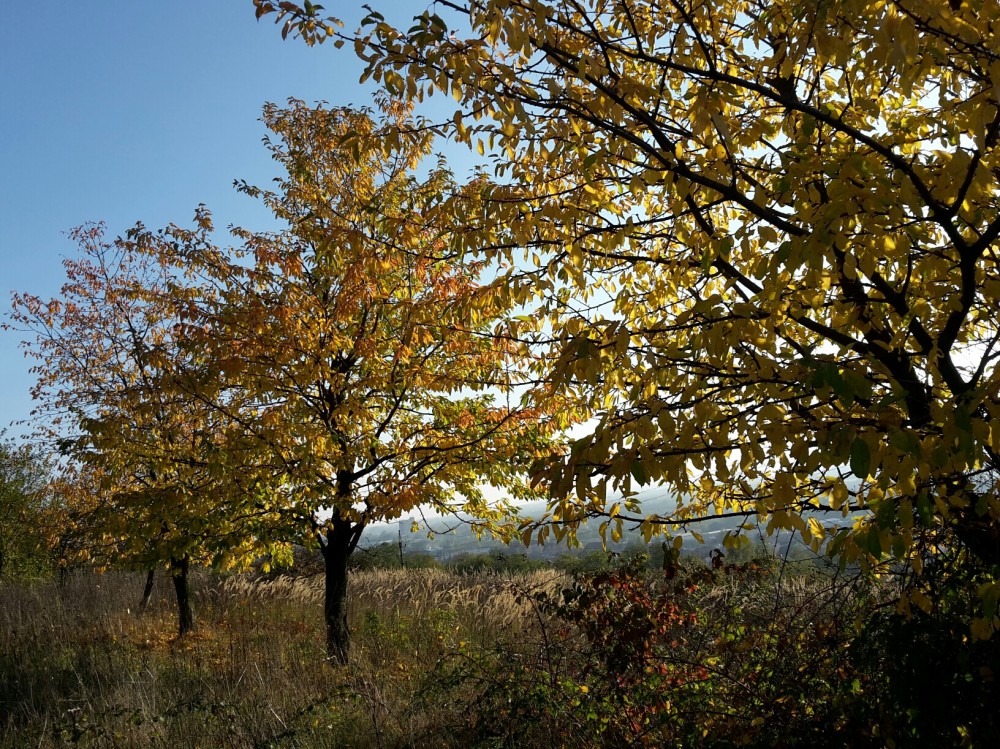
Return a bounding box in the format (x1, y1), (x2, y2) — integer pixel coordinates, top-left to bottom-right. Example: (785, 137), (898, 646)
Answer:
(231, 567), (564, 631)
(1, 561), (930, 748)
(0, 568), (564, 748)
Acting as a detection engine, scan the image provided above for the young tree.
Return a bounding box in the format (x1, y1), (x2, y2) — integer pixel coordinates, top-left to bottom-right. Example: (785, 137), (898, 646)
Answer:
(131, 99), (553, 663)
(0, 439), (55, 580)
(258, 0), (1000, 632)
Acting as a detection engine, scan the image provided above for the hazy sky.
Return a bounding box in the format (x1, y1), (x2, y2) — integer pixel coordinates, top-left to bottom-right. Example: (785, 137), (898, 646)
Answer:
(1, 1), (456, 437)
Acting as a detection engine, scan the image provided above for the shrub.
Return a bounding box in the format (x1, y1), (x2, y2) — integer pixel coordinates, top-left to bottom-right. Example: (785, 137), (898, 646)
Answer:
(426, 552), (880, 748)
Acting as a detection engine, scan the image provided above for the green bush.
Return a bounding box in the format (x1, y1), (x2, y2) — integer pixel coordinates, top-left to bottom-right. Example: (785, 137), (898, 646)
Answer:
(349, 541), (403, 570)
(0, 440), (58, 581)
(448, 549), (544, 575)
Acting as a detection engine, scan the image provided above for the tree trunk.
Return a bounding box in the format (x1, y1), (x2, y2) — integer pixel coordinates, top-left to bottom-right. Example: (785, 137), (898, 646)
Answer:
(321, 518), (354, 665)
(138, 568), (155, 613)
(170, 556), (195, 636)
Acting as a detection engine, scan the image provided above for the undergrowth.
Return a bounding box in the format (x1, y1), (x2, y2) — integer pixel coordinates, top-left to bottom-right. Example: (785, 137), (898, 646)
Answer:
(1, 556), (997, 748)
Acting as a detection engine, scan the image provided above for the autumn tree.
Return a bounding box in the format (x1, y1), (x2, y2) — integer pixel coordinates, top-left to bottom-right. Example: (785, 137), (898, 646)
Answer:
(129, 99), (553, 663)
(9, 225), (286, 634)
(257, 0), (1000, 632)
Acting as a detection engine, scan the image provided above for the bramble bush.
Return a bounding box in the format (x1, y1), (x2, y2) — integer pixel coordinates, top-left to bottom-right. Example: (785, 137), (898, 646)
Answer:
(423, 551), (913, 748)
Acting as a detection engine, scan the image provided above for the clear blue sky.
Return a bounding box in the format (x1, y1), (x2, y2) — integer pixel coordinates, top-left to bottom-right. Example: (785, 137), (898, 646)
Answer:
(0, 1), (454, 437)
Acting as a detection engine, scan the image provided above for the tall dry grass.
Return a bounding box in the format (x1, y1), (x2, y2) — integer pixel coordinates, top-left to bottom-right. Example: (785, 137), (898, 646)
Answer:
(0, 568), (564, 748)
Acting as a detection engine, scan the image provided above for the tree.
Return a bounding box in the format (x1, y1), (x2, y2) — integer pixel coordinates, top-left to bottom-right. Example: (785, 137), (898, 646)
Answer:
(9, 224), (285, 635)
(0, 439), (55, 580)
(129, 99), (553, 663)
(258, 0), (1000, 633)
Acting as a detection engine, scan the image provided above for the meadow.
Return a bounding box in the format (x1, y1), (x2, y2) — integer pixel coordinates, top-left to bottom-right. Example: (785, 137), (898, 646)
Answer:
(1, 555), (995, 748)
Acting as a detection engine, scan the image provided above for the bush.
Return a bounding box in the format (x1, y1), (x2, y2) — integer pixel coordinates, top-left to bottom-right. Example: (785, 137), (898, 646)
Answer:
(0, 441), (58, 581)
(349, 541), (403, 570)
(426, 551), (882, 748)
(448, 549), (544, 575)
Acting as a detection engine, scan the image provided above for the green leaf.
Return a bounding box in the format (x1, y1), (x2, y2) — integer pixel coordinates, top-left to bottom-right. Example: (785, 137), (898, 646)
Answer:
(850, 438), (871, 479)
(630, 459), (648, 486)
(824, 365), (850, 404)
(860, 527), (882, 557)
(700, 248), (713, 271)
(887, 428), (921, 457)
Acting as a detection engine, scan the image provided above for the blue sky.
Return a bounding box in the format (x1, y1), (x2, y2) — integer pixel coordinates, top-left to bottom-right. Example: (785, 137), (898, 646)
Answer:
(0, 1), (455, 436)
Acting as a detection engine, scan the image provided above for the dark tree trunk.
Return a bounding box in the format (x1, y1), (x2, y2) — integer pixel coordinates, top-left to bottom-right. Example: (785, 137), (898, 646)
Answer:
(170, 556), (195, 636)
(955, 519), (1000, 568)
(321, 517), (355, 665)
(138, 569), (155, 613)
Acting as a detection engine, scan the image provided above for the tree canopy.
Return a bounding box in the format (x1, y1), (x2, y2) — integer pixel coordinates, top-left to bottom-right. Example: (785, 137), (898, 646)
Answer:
(255, 0), (1000, 635)
(164, 99), (549, 540)
(51, 99), (555, 660)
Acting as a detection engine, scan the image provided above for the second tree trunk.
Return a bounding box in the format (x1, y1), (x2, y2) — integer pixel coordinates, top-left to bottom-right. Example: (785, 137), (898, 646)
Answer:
(170, 556), (195, 636)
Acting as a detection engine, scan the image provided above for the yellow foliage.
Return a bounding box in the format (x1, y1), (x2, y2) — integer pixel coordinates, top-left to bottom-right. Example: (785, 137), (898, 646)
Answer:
(329, 0), (1000, 626)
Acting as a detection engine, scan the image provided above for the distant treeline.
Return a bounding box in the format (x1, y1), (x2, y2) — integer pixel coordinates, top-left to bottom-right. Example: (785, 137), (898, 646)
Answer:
(346, 538), (826, 576)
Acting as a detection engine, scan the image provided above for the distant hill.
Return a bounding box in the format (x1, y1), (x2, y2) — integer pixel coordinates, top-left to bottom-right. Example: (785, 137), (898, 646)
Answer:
(359, 491), (862, 564)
